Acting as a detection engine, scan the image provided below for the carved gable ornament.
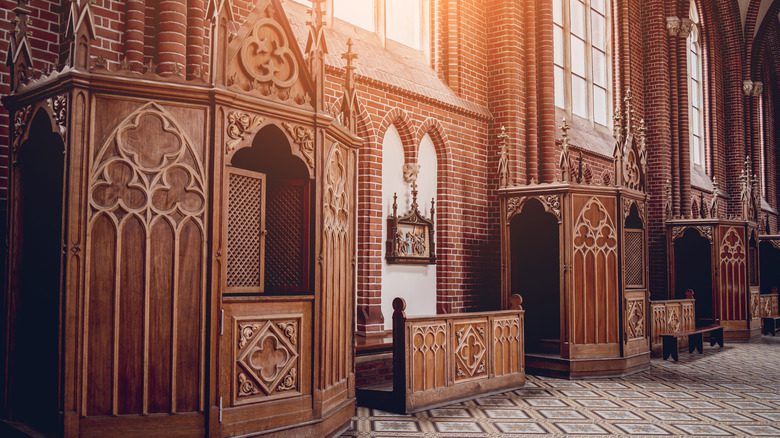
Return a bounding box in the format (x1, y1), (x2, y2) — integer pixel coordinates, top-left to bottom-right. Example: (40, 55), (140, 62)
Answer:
(226, 0), (313, 106)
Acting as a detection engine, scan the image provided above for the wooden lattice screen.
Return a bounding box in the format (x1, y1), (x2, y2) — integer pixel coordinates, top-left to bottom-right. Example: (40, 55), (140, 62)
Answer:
(624, 229), (644, 288)
(225, 167), (266, 293)
(266, 180), (309, 291)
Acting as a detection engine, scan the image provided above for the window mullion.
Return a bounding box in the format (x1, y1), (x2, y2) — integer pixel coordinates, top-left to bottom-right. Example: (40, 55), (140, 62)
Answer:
(585, 0), (594, 125)
(564, 0), (573, 118)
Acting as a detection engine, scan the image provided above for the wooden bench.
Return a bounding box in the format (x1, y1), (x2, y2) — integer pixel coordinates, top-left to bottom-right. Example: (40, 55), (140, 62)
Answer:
(661, 324), (724, 361)
(357, 295), (525, 414)
(762, 316), (780, 336)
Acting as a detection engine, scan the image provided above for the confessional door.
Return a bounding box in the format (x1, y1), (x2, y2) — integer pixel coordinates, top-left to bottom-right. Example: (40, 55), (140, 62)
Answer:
(5, 111), (65, 435)
(218, 167), (315, 437)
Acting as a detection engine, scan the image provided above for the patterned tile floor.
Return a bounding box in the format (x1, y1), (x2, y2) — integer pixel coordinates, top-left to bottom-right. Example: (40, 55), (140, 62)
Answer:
(344, 336), (780, 437)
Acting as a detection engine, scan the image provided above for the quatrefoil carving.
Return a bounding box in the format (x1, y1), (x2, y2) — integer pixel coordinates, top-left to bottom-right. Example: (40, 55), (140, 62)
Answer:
(92, 160), (147, 211)
(118, 112), (183, 171)
(151, 166), (205, 214)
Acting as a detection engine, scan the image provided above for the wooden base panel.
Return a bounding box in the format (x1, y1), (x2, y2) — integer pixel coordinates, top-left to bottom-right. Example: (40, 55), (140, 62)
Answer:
(256, 399), (355, 438)
(724, 326), (762, 342)
(525, 352), (650, 379)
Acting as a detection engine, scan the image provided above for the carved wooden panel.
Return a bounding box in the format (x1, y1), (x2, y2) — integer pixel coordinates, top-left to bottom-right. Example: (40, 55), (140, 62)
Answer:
(718, 227), (747, 321)
(571, 196), (619, 345)
(625, 297), (645, 339)
(452, 320), (488, 383)
(225, 1), (311, 106)
(225, 167), (266, 293)
(624, 230), (644, 288)
(650, 299), (695, 351)
(492, 315), (523, 377)
(234, 316), (301, 405)
(320, 143), (356, 392)
(409, 322), (447, 392)
(86, 101), (206, 416)
(760, 294), (779, 317)
(751, 290), (760, 319)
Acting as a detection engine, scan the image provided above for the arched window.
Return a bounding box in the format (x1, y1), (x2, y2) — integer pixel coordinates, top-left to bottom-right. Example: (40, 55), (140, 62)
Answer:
(687, 1), (705, 168)
(553, 0), (612, 127)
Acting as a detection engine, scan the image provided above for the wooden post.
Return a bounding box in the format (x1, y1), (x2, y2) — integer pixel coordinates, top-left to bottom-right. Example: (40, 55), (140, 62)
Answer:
(392, 297), (406, 412)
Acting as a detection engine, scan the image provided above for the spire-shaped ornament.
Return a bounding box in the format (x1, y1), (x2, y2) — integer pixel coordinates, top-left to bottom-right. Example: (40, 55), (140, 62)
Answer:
(305, 0), (328, 110)
(559, 118), (572, 183)
(6, 0), (34, 91)
(740, 156), (756, 221)
(612, 106), (624, 186)
(63, 0), (96, 70)
(709, 178), (721, 219)
(497, 125), (510, 188)
(637, 117), (648, 191)
(340, 38), (359, 133)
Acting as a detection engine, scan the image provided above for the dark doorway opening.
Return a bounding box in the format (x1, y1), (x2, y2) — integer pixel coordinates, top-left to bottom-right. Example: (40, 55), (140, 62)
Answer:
(674, 229), (713, 325)
(6, 110), (66, 435)
(760, 241), (780, 294)
(510, 199), (560, 354)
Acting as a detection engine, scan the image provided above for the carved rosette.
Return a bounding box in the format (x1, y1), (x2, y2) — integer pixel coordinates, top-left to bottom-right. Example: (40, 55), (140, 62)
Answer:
(282, 122), (315, 176)
(235, 318), (300, 403)
(12, 105), (32, 151)
(52, 94), (67, 130)
(226, 111), (264, 156)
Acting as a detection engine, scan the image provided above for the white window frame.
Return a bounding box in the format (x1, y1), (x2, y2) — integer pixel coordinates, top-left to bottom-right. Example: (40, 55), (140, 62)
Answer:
(553, 0), (613, 128)
(687, 1), (706, 169)
(296, 0), (430, 54)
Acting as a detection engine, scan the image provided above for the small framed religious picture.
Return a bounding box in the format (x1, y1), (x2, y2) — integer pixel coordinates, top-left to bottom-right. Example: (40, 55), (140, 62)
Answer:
(386, 184), (436, 265)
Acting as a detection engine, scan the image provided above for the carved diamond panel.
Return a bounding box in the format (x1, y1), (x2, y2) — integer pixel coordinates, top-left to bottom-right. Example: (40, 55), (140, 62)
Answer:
(452, 321), (488, 382)
(626, 298), (645, 339)
(234, 317), (300, 404)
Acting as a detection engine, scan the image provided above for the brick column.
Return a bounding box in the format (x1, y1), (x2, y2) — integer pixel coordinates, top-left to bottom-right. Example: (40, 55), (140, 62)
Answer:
(125, 0), (146, 72)
(158, 0), (187, 76)
(186, 0), (205, 79)
(644, 0), (673, 297)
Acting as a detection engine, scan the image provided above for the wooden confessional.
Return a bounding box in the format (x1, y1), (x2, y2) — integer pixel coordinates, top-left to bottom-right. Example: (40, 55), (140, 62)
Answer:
(500, 107), (650, 378)
(1, 1), (360, 437)
(667, 219), (762, 340)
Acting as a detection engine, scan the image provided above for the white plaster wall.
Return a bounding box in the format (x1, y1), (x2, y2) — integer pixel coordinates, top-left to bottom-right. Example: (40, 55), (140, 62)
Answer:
(381, 128), (438, 329)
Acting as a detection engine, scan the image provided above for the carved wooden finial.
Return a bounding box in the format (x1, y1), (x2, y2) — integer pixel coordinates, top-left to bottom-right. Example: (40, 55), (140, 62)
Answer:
(509, 294), (523, 310)
(624, 87), (634, 133)
(306, 0), (328, 110)
(340, 38), (359, 133)
(559, 118), (571, 183)
(685, 289), (695, 300)
(410, 180), (420, 214)
(699, 191), (707, 219)
(498, 125), (510, 188)
(6, 1), (34, 91)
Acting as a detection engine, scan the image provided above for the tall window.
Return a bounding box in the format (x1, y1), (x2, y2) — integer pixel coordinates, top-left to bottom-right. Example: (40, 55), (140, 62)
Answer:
(553, 0), (611, 127)
(687, 2), (705, 167)
(319, 0), (428, 51)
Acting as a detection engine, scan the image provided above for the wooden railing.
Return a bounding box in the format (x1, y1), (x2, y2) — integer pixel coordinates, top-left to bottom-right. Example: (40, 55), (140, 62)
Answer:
(358, 295), (525, 414)
(760, 293), (779, 317)
(650, 292), (696, 353)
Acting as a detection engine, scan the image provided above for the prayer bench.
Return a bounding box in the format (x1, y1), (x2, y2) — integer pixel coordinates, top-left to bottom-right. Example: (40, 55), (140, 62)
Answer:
(357, 295), (525, 414)
(762, 315), (780, 336)
(661, 324), (724, 362)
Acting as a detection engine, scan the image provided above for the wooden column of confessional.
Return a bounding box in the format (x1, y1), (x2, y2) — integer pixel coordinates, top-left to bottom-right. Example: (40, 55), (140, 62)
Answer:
(0, 1), (360, 437)
(499, 92), (651, 378)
